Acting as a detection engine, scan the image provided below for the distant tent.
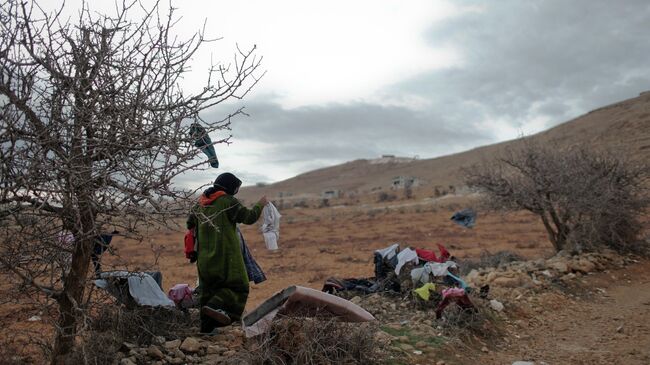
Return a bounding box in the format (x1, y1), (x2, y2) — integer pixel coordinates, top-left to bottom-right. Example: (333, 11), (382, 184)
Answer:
(451, 209), (476, 228)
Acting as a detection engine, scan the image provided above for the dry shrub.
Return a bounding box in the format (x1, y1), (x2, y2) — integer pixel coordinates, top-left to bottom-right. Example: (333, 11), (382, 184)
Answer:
(438, 298), (502, 340)
(91, 305), (199, 344)
(238, 317), (380, 365)
(465, 140), (649, 252)
(68, 305), (199, 364)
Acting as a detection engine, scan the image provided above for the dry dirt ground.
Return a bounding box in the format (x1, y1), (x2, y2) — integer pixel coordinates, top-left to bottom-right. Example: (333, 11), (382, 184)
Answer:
(476, 260), (650, 365)
(107, 196), (554, 310)
(2, 196), (649, 364)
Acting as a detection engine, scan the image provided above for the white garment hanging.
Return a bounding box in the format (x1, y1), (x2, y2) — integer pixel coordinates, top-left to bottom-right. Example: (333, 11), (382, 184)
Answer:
(395, 248), (419, 275)
(261, 202), (281, 250)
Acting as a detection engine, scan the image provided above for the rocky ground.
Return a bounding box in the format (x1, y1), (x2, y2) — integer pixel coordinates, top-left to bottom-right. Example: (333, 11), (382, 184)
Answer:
(109, 249), (649, 365)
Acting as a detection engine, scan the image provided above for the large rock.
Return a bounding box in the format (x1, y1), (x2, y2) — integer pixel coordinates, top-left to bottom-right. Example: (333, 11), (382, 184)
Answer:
(147, 345), (164, 360)
(164, 339), (181, 351)
(180, 337), (202, 353)
(546, 258), (569, 274)
(489, 299), (504, 312)
(486, 271), (498, 283)
(466, 269), (480, 284)
(570, 258), (596, 274)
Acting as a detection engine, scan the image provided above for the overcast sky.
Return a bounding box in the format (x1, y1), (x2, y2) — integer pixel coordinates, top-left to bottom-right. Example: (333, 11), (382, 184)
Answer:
(41, 0), (650, 188)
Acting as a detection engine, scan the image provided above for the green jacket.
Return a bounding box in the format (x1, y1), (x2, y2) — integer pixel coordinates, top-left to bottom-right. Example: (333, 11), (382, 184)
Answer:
(187, 193), (262, 292)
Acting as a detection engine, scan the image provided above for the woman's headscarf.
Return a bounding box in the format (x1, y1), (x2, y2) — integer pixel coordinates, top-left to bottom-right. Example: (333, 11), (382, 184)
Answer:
(210, 172), (242, 196)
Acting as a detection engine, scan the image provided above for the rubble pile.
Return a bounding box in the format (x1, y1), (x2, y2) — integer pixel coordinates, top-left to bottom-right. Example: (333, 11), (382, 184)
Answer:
(116, 326), (245, 365)
(465, 250), (630, 289)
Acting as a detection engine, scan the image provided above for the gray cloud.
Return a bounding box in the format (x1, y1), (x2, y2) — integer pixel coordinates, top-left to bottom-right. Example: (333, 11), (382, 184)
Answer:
(405, 0), (650, 125)
(199, 0), (650, 183)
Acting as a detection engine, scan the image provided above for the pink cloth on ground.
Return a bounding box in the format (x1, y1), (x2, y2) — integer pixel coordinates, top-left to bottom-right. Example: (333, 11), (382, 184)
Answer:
(168, 284), (193, 306)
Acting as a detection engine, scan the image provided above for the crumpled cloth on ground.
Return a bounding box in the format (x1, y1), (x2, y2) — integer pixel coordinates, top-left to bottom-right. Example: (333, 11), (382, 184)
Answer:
(451, 208), (476, 228)
(95, 271), (174, 307)
(410, 261), (459, 285)
(415, 244), (451, 263)
(413, 283), (436, 301)
(446, 272), (468, 290)
(435, 287), (475, 319)
(168, 283), (195, 308)
(261, 203), (281, 250)
(395, 247), (419, 275)
(322, 277), (378, 294)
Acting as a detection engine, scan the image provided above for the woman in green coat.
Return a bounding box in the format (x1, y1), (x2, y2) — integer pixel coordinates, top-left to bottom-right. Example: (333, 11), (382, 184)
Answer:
(187, 172), (267, 333)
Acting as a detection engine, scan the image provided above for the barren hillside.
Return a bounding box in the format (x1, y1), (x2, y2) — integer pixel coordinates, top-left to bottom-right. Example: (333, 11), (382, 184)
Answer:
(239, 91), (650, 202)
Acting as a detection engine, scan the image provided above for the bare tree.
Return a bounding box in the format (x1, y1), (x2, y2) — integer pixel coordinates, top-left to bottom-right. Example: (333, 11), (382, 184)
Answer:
(0, 0), (262, 363)
(464, 140), (648, 253)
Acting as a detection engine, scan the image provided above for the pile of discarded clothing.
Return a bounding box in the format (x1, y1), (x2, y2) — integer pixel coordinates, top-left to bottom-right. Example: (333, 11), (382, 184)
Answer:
(322, 243), (486, 319)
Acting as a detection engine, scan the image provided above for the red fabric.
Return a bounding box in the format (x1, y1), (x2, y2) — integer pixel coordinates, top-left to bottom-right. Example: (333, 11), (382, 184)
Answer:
(416, 244), (451, 263)
(184, 229), (195, 258)
(198, 190), (227, 206)
(435, 290), (475, 319)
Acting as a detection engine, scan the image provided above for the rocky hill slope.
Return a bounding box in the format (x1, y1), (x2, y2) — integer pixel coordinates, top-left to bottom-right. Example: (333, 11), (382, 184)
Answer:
(239, 91), (650, 202)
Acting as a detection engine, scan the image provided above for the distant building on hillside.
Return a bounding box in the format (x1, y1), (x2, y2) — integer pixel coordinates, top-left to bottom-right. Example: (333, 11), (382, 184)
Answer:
(391, 176), (419, 190)
(321, 189), (342, 199)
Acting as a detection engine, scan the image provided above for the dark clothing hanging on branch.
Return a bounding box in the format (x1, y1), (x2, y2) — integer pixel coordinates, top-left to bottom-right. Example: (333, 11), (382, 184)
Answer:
(190, 123), (219, 168)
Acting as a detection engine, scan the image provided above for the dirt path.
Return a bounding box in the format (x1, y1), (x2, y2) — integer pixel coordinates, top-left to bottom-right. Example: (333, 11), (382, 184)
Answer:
(478, 261), (650, 365)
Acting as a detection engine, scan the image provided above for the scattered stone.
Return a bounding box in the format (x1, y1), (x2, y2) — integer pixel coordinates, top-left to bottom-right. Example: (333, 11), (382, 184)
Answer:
(120, 358), (137, 365)
(350, 296), (362, 304)
(413, 350), (423, 355)
(203, 354), (224, 364)
(570, 259), (596, 274)
(547, 260), (569, 274)
(122, 342), (137, 350)
(27, 315), (41, 322)
(153, 335), (166, 345)
(616, 325), (624, 333)
(223, 350), (236, 357)
(180, 337), (201, 353)
(436, 361), (446, 365)
(492, 275), (523, 288)
(512, 362), (535, 365)
(415, 341), (427, 349)
(561, 273), (577, 281)
(164, 339), (181, 350)
(399, 343), (414, 351)
(481, 346), (489, 353)
(169, 357), (184, 365)
(490, 299), (504, 312)
(207, 345), (224, 354)
(147, 345), (164, 360)
(374, 331), (393, 344)
(541, 269), (554, 278)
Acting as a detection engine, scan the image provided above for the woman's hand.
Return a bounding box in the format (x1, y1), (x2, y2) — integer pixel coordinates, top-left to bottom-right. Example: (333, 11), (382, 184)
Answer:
(258, 196), (268, 206)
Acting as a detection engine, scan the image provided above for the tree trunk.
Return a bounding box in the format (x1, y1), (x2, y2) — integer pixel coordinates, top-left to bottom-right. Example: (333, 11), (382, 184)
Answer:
(51, 232), (94, 365)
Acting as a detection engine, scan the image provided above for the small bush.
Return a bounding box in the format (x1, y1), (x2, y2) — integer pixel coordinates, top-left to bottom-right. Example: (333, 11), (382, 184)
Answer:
(238, 317), (379, 365)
